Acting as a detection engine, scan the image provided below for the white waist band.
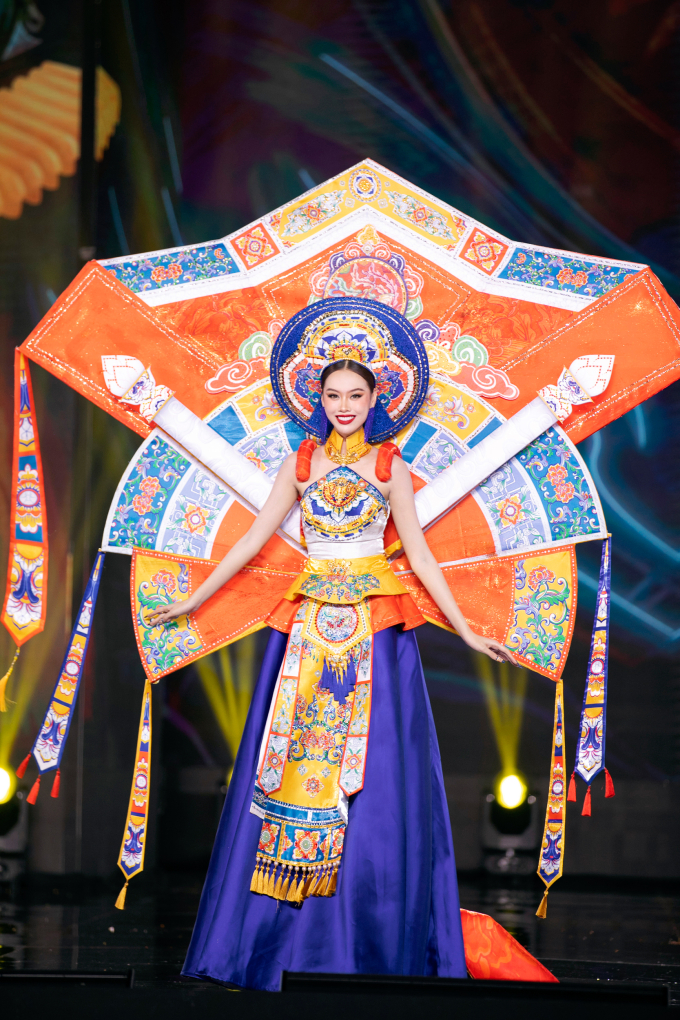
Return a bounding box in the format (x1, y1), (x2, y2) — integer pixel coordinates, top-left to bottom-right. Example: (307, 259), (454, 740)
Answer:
(304, 537), (385, 559)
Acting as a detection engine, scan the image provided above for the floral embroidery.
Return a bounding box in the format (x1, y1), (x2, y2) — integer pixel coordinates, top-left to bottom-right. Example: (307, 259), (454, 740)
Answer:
(554, 482), (576, 503)
(460, 229), (509, 275)
(301, 776), (324, 798)
(150, 569), (176, 594)
(496, 494), (526, 528)
(479, 466), (544, 549)
(300, 563), (380, 602)
(528, 566), (555, 591)
(518, 428), (600, 541)
(136, 563), (202, 675)
(293, 829), (320, 861)
(499, 249), (638, 298)
(546, 464), (567, 486)
(232, 223), (278, 268)
(288, 687), (352, 767)
(108, 436), (191, 550)
(280, 191), (344, 237)
(140, 476), (161, 497)
(258, 821), (280, 853)
(507, 557), (571, 673)
(385, 189), (465, 242)
(104, 243), (238, 292)
(132, 494), (153, 514)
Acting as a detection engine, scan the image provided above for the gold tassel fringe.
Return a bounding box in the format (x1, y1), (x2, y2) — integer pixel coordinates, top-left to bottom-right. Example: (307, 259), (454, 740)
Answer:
(536, 887), (549, 919)
(114, 880), (129, 911)
(0, 646), (20, 712)
(250, 859), (339, 903)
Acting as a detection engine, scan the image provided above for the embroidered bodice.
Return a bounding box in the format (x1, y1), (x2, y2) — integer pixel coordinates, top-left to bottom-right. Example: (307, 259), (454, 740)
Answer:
(300, 466), (388, 559)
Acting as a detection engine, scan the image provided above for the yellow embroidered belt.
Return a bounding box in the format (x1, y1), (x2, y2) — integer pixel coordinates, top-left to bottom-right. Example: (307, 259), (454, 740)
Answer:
(283, 553), (407, 605)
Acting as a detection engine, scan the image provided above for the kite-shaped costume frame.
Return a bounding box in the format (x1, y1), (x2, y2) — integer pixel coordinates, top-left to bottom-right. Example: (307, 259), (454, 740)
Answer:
(9, 159), (680, 986)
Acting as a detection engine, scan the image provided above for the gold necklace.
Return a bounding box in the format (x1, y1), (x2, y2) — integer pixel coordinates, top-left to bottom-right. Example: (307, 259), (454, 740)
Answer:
(325, 427), (372, 466)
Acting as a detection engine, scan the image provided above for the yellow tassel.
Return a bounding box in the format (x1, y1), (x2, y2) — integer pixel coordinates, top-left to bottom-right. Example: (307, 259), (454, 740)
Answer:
(536, 888), (549, 919)
(0, 646), (20, 712)
(327, 865), (338, 896)
(250, 863), (260, 893)
(114, 880), (129, 910)
(308, 868), (324, 897)
(280, 867), (291, 900)
(266, 866), (277, 897)
(257, 861), (266, 895)
(296, 868), (311, 902)
(273, 867), (284, 899)
(318, 867), (332, 896)
(287, 867), (300, 902)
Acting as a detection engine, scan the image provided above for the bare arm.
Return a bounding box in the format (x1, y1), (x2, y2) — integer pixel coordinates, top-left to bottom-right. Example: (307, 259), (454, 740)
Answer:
(148, 454), (300, 624)
(388, 457), (516, 664)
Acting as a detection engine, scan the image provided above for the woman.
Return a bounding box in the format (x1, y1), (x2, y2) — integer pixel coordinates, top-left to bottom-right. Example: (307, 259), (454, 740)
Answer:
(151, 309), (516, 990)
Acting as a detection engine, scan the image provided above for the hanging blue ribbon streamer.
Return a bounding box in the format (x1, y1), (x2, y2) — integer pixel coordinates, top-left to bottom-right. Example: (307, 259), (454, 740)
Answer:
(22, 551), (105, 781)
(569, 537), (614, 807)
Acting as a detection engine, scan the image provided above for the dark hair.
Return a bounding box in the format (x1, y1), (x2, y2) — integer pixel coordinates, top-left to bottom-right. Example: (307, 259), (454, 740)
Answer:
(320, 359), (376, 392)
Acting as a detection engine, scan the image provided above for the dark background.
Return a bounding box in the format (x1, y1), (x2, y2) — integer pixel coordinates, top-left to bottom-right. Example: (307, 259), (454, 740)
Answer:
(0, 0), (678, 901)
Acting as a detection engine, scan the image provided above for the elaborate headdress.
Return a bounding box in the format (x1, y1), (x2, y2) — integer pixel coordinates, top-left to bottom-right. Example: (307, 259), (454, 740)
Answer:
(270, 297), (429, 442)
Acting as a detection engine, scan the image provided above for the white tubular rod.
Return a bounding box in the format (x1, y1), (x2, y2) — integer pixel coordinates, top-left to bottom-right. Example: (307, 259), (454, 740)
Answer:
(153, 397), (301, 542)
(414, 397), (557, 529)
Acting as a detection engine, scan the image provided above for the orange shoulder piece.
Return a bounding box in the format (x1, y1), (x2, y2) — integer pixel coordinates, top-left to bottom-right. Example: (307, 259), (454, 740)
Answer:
(296, 439), (317, 482)
(375, 442), (401, 483)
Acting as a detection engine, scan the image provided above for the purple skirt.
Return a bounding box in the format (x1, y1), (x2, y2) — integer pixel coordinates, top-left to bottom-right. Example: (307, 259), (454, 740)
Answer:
(182, 624), (467, 990)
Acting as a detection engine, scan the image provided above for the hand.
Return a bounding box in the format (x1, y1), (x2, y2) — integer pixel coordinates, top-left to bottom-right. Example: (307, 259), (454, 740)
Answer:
(145, 598), (195, 627)
(464, 630), (517, 666)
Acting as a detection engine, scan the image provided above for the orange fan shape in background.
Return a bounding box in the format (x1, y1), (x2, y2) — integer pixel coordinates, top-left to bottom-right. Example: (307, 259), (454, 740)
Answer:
(0, 60), (120, 219)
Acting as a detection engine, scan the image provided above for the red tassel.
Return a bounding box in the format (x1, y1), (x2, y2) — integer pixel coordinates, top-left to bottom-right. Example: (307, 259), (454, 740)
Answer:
(50, 769), (60, 799)
(581, 784), (592, 816)
(604, 768), (615, 798)
(376, 442), (401, 482)
(567, 771), (577, 802)
(295, 439), (317, 482)
(27, 775), (41, 805)
(15, 753), (31, 779)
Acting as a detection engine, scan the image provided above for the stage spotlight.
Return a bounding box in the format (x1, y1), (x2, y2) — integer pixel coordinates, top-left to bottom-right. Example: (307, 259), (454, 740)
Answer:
(496, 772), (527, 810)
(0, 766), (13, 804)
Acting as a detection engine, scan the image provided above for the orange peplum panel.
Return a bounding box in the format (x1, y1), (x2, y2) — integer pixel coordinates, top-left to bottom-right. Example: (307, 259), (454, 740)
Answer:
(265, 589), (426, 636)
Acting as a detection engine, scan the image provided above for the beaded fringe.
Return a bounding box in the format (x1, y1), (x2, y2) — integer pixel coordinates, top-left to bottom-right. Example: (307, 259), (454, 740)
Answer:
(249, 854), (339, 905)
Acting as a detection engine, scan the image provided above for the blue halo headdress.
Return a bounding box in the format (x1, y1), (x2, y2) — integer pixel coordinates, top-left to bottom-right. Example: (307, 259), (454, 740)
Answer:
(270, 297), (429, 443)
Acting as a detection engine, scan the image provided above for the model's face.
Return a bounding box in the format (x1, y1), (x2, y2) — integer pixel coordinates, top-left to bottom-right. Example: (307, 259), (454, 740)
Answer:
(321, 370), (376, 439)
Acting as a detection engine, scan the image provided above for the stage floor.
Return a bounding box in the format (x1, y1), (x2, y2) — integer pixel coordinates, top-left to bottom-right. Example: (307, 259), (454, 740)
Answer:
(1, 867), (680, 1011)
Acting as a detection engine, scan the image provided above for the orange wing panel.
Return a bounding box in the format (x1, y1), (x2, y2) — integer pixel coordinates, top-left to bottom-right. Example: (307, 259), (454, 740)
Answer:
(396, 557), (515, 640)
(486, 268), (680, 443)
(20, 262), (227, 436)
